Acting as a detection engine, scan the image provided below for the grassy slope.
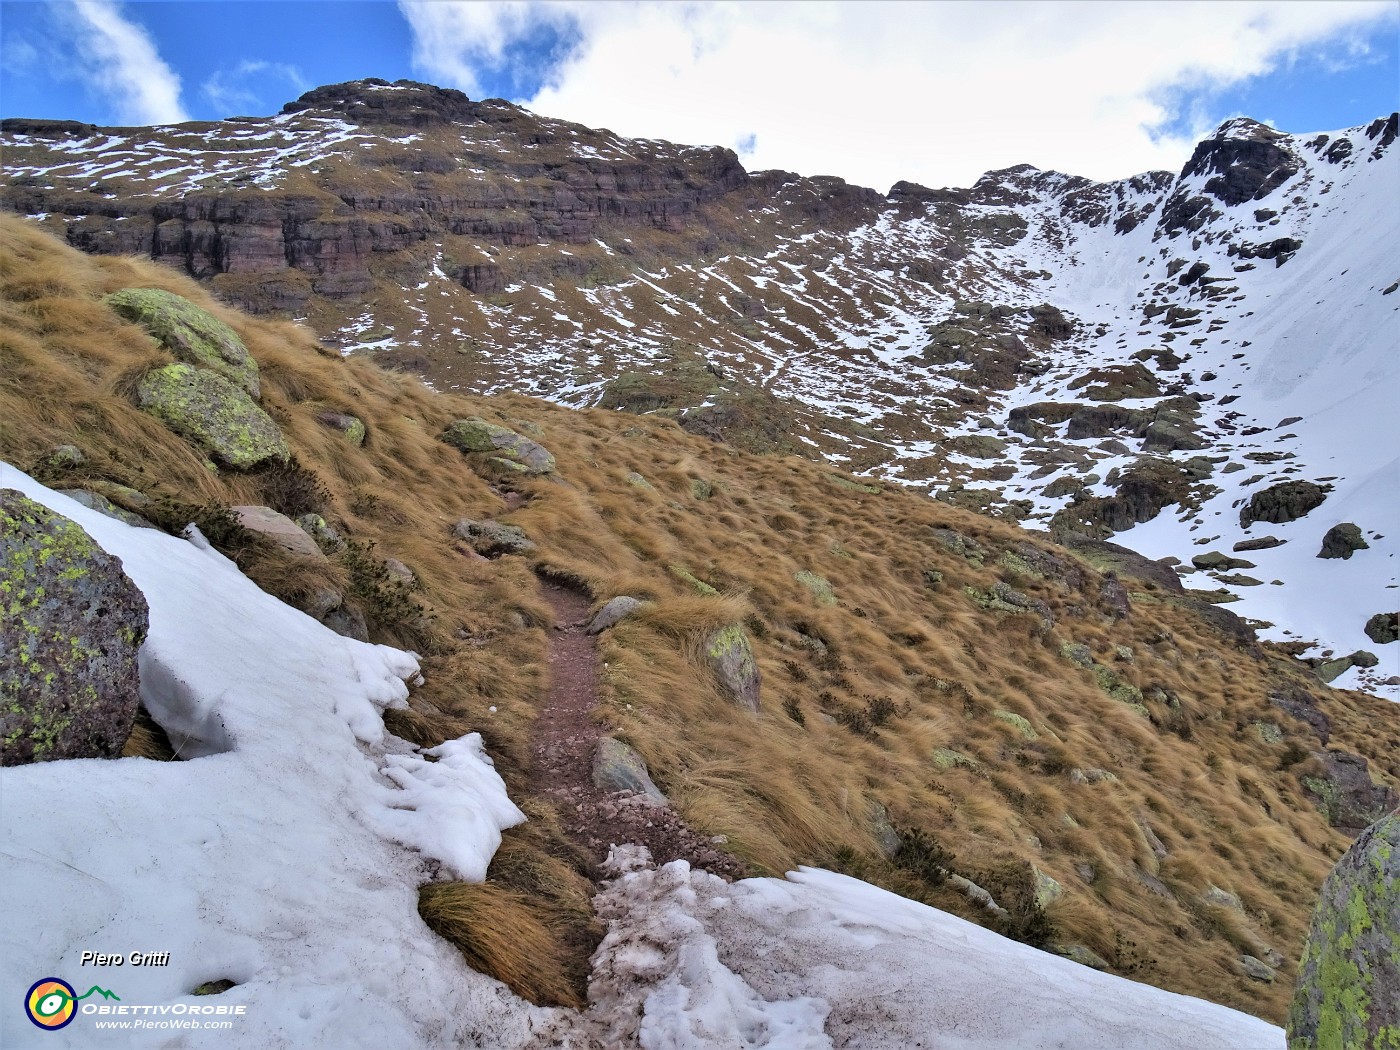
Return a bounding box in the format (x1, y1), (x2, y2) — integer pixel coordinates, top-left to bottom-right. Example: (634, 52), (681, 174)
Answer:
(2, 215), (1396, 1023)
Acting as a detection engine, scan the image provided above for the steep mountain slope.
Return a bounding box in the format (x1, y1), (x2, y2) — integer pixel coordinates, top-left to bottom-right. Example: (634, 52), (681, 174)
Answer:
(2, 216), (1398, 1026)
(3, 81), (1396, 694)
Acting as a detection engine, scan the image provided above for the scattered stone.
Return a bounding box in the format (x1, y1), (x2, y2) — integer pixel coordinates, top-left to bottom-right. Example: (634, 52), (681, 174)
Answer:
(295, 513), (346, 554)
(57, 489), (157, 529)
(1233, 536), (1283, 552)
(1070, 768), (1118, 785)
(1301, 750), (1398, 832)
(383, 558), (415, 586)
(134, 364), (289, 470)
(451, 518), (535, 556)
(1191, 551), (1254, 571)
(947, 873), (1006, 915)
(588, 596), (645, 634)
(794, 570), (836, 606)
(932, 747), (981, 772)
(1239, 479), (1328, 527)
(321, 603), (369, 642)
(1, 491), (149, 765)
(993, 710), (1038, 739)
(1363, 611), (1398, 645)
(232, 506), (324, 559)
(1203, 886), (1242, 910)
(1239, 955), (1276, 983)
(1315, 650), (1380, 684)
(316, 411), (366, 446)
(1317, 522), (1369, 560)
(1033, 866), (1064, 908)
(624, 471), (652, 489)
(1270, 686), (1330, 744)
(1059, 642), (1095, 669)
(592, 737), (667, 804)
(41, 444), (86, 471)
(1287, 811), (1399, 1050)
(705, 624), (761, 711)
(106, 287), (260, 397)
(867, 801), (901, 859)
(441, 417), (555, 474)
(690, 478), (713, 501)
(192, 980), (237, 996)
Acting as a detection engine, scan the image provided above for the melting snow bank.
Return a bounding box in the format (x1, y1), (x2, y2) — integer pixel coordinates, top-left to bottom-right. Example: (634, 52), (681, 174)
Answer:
(576, 847), (1283, 1050)
(0, 464), (1283, 1049)
(0, 464), (547, 1049)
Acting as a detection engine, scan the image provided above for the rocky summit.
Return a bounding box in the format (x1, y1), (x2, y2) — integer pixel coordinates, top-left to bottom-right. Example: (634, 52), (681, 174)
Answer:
(3, 81), (1397, 693)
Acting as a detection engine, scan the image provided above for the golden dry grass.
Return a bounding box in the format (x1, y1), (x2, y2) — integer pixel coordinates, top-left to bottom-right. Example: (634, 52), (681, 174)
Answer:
(3, 215), (1398, 1023)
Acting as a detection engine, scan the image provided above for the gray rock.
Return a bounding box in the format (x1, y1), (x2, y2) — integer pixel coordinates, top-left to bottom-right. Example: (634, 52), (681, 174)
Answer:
(868, 800), (901, 859)
(1239, 479), (1328, 527)
(57, 489), (157, 529)
(134, 364), (289, 470)
(947, 873), (1007, 915)
(1057, 945), (1110, 970)
(1302, 750), (1398, 832)
(383, 558), (416, 586)
(592, 737), (667, 803)
(321, 603), (369, 642)
(1192, 551), (1255, 571)
(451, 518), (535, 556)
(1203, 885), (1242, 910)
(315, 411), (366, 446)
(441, 417), (555, 474)
(1233, 535), (1283, 552)
(1364, 612), (1398, 645)
(233, 506), (324, 559)
(1288, 810), (1399, 1049)
(705, 623), (761, 711)
(1317, 522), (1369, 560)
(42, 444), (86, 471)
(588, 596), (645, 634)
(295, 513), (346, 554)
(1239, 955), (1276, 983)
(1, 491), (149, 765)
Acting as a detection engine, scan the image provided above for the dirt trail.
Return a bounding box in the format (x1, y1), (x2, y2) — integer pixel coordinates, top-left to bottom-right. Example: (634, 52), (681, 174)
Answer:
(531, 578), (746, 881)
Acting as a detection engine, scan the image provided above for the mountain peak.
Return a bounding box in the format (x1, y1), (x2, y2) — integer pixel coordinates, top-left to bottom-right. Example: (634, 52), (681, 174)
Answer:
(280, 78), (491, 127)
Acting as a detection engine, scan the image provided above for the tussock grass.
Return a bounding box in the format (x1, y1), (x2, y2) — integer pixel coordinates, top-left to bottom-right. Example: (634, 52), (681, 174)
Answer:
(4, 215), (1398, 1023)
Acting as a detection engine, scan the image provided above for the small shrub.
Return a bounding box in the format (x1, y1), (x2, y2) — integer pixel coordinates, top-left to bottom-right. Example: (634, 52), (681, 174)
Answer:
(255, 457), (329, 519)
(894, 826), (953, 886)
(782, 695), (806, 726)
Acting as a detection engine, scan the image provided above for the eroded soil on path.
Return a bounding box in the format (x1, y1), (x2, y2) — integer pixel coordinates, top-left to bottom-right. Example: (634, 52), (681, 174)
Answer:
(531, 578), (746, 882)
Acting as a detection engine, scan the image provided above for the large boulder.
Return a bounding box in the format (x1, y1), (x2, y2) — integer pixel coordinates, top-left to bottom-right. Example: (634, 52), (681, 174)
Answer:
(0, 491), (149, 765)
(1364, 612), (1398, 645)
(1287, 810), (1399, 1050)
(1317, 522), (1369, 560)
(232, 506), (325, 559)
(441, 417), (555, 474)
(105, 288), (260, 398)
(1240, 480), (1328, 528)
(134, 364), (289, 470)
(705, 624), (761, 711)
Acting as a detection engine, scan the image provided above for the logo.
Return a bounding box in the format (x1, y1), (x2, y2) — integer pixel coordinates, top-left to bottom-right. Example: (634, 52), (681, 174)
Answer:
(24, 978), (120, 1031)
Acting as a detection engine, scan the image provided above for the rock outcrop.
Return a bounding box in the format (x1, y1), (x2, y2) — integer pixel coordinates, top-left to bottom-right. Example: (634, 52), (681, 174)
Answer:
(441, 418), (556, 474)
(1, 491), (148, 765)
(1287, 810), (1398, 1050)
(1316, 522), (1368, 560)
(1240, 480), (1328, 528)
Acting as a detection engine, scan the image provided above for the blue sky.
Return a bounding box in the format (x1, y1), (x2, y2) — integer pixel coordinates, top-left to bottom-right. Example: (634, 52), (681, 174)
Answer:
(1, 1), (1396, 189)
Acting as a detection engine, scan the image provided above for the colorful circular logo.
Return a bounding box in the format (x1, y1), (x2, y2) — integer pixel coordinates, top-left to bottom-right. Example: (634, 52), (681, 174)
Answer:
(25, 978), (77, 1031)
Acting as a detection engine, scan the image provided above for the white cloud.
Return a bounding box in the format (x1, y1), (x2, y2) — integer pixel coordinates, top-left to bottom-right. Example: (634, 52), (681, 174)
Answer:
(203, 60), (309, 115)
(400, 0), (1397, 190)
(59, 0), (188, 125)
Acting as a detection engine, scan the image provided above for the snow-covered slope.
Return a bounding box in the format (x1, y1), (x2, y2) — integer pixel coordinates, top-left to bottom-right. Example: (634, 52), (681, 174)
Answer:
(0, 465), (1288, 1048)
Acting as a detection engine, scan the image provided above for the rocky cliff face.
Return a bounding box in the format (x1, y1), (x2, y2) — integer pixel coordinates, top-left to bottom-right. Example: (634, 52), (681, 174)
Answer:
(3, 83), (1396, 694)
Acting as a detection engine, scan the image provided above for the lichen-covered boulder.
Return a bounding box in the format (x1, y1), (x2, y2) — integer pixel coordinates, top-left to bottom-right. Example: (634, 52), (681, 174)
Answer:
(1, 490), (148, 765)
(441, 417), (555, 474)
(592, 737), (667, 803)
(1302, 751), (1398, 832)
(588, 596), (645, 635)
(1317, 522), (1369, 560)
(705, 623), (761, 711)
(135, 364), (289, 470)
(316, 411), (366, 447)
(105, 288), (260, 398)
(794, 570), (836, 606)
(295, 513), (346, 554)
(451, 518), (535, 556)
(1287, 810), (1398, 1049)
(230, 506), (323, 559)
